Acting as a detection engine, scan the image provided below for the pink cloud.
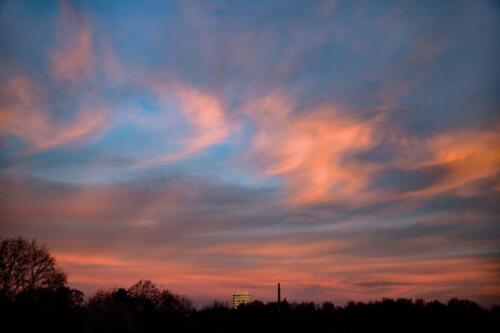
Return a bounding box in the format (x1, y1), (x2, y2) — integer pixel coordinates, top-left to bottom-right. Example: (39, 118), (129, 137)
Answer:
(0, 2), (119, 152)
(135, 82), (231, 166)
(60, 246), (500, 305)
(175, 83), (230, 153)
(392, 125), (500, 198)
(1, 175), (498, 305)
(244, 93), (381, 205)
(0, 76), (108, 151)
(51, 1), (93, 82)
(243, 92), (500, 205)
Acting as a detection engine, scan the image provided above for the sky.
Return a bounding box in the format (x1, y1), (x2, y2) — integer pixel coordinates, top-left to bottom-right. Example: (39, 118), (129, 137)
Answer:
(1, 0), (499, 306)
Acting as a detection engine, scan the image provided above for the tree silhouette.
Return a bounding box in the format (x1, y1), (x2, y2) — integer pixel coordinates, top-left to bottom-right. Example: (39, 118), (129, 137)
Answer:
(86, 280), (195, 332)
(1, 237), (499, 332)
(0, 237), (66, 298)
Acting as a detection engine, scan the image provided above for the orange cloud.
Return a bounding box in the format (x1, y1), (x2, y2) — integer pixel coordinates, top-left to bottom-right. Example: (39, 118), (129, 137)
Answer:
(244, 94), (380, 205)
(394, 126), (500, 198)
(0, 76), (108, 151)
(244, 92), (499, 205)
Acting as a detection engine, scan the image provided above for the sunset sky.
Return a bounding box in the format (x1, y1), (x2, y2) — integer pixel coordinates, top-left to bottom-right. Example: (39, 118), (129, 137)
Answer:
(1, 0), (499, 306)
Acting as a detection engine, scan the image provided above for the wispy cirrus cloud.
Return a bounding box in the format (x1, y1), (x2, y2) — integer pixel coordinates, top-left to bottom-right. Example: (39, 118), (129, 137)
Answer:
(0, 75), (108, 151)
(136, 82), (231, 167)
(50, 1), (93, 82)
(243, 91), (500, 206)
(384, 125), (500, 198)
(408, 128), (500, 197)
(0, 2), (112, 152)
(243, 93), (381, 205)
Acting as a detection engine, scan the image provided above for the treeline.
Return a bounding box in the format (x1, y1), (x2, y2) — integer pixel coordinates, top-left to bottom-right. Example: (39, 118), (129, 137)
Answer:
(2, 282), (500, 332)
(1, 237), (499, 332)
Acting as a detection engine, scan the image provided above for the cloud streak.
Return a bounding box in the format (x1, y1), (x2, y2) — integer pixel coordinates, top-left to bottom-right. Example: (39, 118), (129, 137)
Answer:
(136, 82), (231, 166)
(1, 175), (498, 305)
(244, 94), (381, 205)
(0, 76), (108, 151)
(51, 2), (93, 82)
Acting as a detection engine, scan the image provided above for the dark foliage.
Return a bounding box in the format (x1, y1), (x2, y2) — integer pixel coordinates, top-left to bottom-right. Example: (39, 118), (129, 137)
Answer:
(1, 286), (85, 332)
(1, 237), (499, 332)
(2, 283), (499, 333)
(85, 280), (195, 332)
(0, 237), (66, 297)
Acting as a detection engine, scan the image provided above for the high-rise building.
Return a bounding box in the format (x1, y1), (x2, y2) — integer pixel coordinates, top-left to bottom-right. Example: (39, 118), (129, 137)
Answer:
(232, 291), (251, 308)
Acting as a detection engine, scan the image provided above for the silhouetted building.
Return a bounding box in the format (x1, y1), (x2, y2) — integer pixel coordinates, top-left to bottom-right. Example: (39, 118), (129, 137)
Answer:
(278, 283), (281, 303)
(232, 291), (251, 308)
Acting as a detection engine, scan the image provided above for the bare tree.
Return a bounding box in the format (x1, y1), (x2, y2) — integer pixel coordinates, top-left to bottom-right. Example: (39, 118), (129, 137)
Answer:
(0, 237), (66, 297)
